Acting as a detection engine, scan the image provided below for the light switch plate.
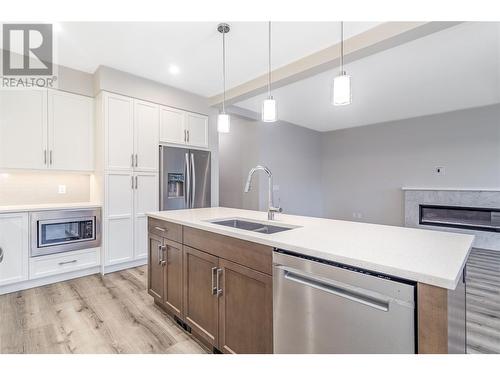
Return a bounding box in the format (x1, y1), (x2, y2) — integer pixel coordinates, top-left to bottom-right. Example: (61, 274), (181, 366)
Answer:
(58, 185), (66, 194)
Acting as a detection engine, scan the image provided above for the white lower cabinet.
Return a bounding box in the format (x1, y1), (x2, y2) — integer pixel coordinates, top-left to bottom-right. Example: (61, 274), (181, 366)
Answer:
(0, 213), (29, 286)
(104, 171), (158, 268)
(30, 248), (100, 279)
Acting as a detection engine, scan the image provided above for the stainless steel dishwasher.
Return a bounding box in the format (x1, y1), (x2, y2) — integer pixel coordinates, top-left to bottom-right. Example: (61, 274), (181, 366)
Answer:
(273, 250), (416, 353)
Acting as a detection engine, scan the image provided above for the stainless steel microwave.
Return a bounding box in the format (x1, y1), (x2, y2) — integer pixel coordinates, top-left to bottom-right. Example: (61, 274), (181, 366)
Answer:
(30, 208), (101, 257)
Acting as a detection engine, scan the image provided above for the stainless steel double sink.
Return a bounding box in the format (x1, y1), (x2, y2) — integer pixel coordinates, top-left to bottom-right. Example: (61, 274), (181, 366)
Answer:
(208, 218), (300, 234)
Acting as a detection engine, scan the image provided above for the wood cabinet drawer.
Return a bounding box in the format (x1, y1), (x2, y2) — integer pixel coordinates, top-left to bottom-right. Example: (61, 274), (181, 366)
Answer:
(30, 248), (100, 279)
(148, 217), (182, 243)
(183, 227), (273, 275)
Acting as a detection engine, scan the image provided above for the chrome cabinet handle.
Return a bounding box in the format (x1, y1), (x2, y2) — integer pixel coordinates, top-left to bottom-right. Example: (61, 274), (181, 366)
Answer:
(154, 226), (166, 232)
(58, 259), (77, 266)
(49, 150), (53, 165)
(211, 267), (218, 295)
(157, 244), (163, 265)
(183, 129), (186, 143)
(135, 175), (138, 189)
(131, 176), (134, 189)
(131, 154), (134, 167)
(44, 150), (47, 165)
(216, 268), (223, 296)
(135, 154), (138, 167)
(187, 130), (190, 143)
(0, 247), (4, 263)
(161, 246), (167, 266)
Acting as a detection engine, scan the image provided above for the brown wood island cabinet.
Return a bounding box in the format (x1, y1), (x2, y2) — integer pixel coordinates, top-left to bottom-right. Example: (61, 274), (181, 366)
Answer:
(147, 217), (273, 354)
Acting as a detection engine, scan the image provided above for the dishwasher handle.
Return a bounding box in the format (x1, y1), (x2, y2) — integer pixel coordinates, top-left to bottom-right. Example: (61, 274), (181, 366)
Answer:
(283, 269), (390, 312)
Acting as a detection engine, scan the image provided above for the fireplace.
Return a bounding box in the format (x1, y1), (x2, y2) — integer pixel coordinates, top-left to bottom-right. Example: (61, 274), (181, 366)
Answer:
(419, 204), (500, 233)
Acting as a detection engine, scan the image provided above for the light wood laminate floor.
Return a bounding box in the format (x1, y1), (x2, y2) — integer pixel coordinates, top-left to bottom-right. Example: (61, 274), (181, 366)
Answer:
(0, 266), (208, 354)
(466, 248), (500, 354)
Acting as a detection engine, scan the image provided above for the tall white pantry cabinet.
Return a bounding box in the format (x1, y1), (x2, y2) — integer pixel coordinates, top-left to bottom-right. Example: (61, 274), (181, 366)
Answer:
(95, 92), (159, 272)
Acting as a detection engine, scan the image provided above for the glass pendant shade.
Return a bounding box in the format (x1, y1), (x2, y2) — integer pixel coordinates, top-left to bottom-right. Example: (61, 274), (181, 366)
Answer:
(332, 72), (352, 106)
(217, 112), (230, 133)
(261, 97), (277, 122)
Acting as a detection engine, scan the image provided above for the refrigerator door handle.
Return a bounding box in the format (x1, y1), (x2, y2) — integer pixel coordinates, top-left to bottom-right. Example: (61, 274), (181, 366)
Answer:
(185, 152), (191, 208)
(159, 146), (164, 210)
(191, 153), (196, 208)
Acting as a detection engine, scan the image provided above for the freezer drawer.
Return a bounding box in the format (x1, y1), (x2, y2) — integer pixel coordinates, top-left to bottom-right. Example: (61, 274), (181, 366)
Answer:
(273, 250), (416, 354)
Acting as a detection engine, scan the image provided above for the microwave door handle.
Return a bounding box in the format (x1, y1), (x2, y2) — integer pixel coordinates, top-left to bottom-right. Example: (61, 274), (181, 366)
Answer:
(191, 153), (196, 208)
(185, 152), (190, 208)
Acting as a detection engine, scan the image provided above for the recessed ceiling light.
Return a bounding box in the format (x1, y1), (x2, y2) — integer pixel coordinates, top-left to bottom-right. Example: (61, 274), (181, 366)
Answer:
(168, 65), (180, 75)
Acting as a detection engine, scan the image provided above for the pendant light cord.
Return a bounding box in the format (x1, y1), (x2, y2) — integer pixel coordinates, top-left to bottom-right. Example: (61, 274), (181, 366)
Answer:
(222, 30), (226, 113)
(340, 21), (344, 74)
(268, 21), (272, 97)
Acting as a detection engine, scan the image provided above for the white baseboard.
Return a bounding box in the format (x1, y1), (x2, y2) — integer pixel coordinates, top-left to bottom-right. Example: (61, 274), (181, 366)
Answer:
(102, 258), (147, 274)
(0, 266), (101, 296)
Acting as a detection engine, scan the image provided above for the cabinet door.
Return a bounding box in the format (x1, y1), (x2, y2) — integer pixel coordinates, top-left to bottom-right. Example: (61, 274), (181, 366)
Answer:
(163, 238), (183, 316)
(105, 93), (134, 171)
(48, 90), (94, 171)
(0, 89), (47, 169)
(159, 106), (186, 145)
(133, 173), (158, 260)
(148, 233), (164, 301)
(186, 112), (208, 148)
(134, 100), (159, 172)
(105, 172), (134, 265)
(218, 258), (273, 354)
(0, 213), (29, 286)
(183, 245), (219, 347)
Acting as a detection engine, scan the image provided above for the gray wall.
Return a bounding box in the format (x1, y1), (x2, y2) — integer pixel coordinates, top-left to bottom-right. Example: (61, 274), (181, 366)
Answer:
(321, 104), (500, 226)
(219, 116), (324, 217)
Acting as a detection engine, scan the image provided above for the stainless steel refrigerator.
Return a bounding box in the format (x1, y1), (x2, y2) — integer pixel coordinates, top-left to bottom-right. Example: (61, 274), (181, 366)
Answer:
(159, 145), (211, 210)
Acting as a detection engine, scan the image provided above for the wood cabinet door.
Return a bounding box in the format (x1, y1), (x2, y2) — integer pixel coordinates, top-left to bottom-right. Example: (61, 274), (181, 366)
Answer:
(0, 89), (47, 170)
(133, 99), (159, 172)
(159, 106), (186, 145)
(183, 245), (219, 347)
(218, 258), (273, 354)
(186, 112), (208, 148)
(104, 92), (134, 171)
(48, 89), (94, 171)
(148, 233), (164, 301)
(163, 238), (183, 316)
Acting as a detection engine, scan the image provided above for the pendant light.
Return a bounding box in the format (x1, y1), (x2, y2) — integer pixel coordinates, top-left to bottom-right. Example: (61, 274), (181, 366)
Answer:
(262, 21), (277, 122)
(332, 21), (352, 106)
(217, 23), (231, 133)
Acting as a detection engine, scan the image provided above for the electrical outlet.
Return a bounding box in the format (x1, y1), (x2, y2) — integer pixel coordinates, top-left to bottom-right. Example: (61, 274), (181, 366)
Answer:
(435, 166), (445, 176)
(58, 185), (66, 194)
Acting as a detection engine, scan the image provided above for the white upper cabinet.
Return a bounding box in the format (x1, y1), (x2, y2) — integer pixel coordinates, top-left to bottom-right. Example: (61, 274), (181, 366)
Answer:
(48, 90), (94, 171)
(159, 105), (209, 149)
(186, 112), (209, 148)
(0, 88), (94, 171)
(0, 89), (47, 170)
(160, 106), (185, 145)
(134, 100), (159, 172)
(0, 212), (29, 286)
(104, 93), (135, 171)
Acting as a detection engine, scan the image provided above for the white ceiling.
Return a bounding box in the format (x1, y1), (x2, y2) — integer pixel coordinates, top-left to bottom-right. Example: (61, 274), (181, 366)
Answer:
(53, 22), (381, 97)
(236, 22), (500, 132)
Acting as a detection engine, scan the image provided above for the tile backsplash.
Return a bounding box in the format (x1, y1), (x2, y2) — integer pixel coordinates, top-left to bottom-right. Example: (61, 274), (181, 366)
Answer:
(0, 171), (91, 205)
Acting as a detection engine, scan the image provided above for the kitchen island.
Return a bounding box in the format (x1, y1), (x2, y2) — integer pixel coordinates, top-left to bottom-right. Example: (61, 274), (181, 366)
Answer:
(146, 207), (473, 354)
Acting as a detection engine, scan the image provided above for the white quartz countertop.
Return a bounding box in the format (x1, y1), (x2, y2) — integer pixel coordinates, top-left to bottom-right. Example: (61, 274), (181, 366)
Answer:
(0, 202), (101, 214)
(147, 207), (474, 290)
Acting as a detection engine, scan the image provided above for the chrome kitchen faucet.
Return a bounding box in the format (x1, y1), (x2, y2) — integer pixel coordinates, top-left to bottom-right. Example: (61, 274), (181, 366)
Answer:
(244, 165), (282, 220)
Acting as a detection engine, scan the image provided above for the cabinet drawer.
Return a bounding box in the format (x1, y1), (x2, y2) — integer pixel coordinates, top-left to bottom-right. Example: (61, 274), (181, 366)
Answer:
(30, 248), (100, 279)
(148, 217), (182, 243)
(184, 227), (273, 275)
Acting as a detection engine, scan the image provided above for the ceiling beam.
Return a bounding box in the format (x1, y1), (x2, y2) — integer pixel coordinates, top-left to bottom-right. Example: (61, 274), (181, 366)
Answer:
(209, 21), (463, 107)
